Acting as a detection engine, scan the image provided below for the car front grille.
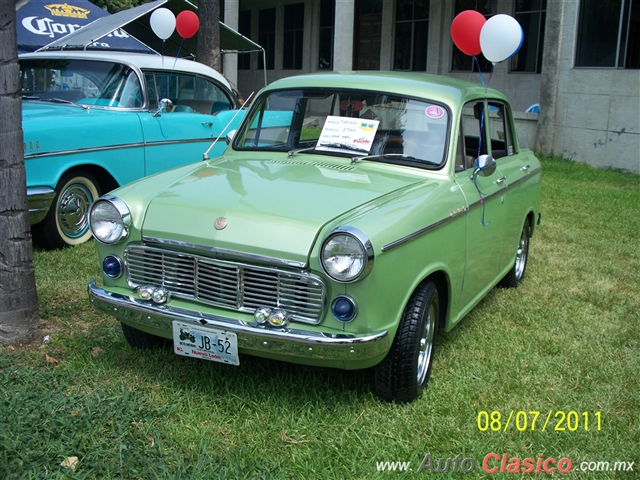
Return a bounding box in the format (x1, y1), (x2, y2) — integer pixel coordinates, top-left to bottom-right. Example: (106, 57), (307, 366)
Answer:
(124, 245), (325, 324)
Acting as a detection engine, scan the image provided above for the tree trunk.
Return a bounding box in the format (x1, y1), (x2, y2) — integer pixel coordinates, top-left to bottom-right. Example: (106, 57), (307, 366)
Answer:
(0, 0), (40, 344)
(197, 0), (221, 72)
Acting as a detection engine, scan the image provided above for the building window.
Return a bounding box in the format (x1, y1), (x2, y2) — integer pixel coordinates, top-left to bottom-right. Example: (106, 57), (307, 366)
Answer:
(576, 0), (640, 68)
(283, 3), (305, 69)
(259, 8), (276, 70)
(451, 0), (497, 72)
(319, 0), (335, 69)
(238, 11), (251, 70)
(353, 0), (383, 70)
(510, 0), (546, 73)
(394, 0), (430, 71)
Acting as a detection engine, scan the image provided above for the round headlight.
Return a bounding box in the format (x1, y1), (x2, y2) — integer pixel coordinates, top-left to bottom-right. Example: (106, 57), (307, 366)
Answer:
(90, 196), (131, 244)
(320, 227), (374, 283)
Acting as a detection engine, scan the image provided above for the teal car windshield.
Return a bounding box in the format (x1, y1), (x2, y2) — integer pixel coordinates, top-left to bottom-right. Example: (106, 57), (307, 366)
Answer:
(234, 88), (450, 168)
(20, 58), (143, 108)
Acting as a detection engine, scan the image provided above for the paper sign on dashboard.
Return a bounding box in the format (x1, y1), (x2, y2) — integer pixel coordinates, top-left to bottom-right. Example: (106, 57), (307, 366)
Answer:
(316, 115), (380, 155)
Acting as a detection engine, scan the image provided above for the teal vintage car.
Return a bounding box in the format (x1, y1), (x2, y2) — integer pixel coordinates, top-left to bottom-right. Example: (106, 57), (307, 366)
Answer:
(21, 50), (243, 249)
(88, 72), (541, 402)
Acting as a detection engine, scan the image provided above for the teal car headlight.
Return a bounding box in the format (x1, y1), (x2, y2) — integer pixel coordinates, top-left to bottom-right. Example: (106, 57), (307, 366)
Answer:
(90, 196), (131, 245)
(320, 227), (374, 283)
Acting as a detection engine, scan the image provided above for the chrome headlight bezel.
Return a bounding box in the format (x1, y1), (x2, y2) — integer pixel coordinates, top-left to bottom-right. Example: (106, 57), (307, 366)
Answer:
(89, 195), (131, 245)
(320, 226), (374, 283)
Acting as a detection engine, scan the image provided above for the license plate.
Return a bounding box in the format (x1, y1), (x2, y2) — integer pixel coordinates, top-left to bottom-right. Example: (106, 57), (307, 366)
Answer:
(172, 321), (239, 366)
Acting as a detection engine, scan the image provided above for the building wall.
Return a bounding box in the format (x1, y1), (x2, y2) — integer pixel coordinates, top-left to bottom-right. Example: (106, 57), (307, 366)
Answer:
(537, 0), (640, 173)
(227, 0), (639, 173)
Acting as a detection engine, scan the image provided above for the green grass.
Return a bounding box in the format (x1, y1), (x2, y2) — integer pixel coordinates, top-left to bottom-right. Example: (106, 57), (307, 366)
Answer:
(1, 155), (639, 479)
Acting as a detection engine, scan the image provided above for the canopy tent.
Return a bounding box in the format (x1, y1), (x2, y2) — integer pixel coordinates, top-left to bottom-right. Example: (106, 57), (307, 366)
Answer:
(16, 0), (154, 53)
(16, 0), (265, 84)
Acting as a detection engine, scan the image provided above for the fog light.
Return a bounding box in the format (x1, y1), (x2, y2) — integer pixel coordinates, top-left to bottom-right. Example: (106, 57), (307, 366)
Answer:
(137, 285), (155, 300)
(331, 295), (357, 322)
(152, 287), (170, 304)
(102, 255), (122, 279)
(267, 310), (289, 327)
(254, 307), (271, 324)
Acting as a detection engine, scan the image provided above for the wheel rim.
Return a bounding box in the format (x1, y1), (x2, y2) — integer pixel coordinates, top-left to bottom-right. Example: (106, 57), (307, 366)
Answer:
(514, 227), (529, 281)
(417, 300), (437, 385)
(57, 182), (94, 238)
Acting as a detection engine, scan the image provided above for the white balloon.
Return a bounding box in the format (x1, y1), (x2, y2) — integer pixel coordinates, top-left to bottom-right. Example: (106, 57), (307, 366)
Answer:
(150, 8), (176, 40)
(480, 14), (523, 63)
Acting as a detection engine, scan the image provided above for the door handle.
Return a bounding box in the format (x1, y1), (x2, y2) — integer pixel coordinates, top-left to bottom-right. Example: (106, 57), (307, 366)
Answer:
(520, 164), (530, 171)
(201, 122), (213, 127)
(495, 176), (507, 184)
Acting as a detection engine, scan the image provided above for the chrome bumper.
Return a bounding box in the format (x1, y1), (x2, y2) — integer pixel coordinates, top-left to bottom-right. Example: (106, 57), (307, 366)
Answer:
(88, 280), (391, 365)
(27, 187), (56, 224)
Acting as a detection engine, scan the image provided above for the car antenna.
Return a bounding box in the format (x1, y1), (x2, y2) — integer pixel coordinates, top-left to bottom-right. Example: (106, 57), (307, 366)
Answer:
(203, 92), (254, 161)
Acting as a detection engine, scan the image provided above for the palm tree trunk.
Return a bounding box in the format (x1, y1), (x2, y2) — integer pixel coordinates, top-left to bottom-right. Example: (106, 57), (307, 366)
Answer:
(0, 0), (40, 344)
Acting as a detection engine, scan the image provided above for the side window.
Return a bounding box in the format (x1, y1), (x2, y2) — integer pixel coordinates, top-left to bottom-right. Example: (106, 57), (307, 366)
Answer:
(144, 71), (233, 115)
(457, 100), (488, 171)
(487, 102), (515, 159)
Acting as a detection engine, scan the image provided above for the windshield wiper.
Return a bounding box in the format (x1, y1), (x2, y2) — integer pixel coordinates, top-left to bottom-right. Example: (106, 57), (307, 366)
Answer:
(351, 153), (419, 164)
(288, 146), (317, 157)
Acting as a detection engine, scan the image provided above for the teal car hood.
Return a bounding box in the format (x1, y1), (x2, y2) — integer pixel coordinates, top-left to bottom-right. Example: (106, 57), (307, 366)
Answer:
(142, 157), (424, 265)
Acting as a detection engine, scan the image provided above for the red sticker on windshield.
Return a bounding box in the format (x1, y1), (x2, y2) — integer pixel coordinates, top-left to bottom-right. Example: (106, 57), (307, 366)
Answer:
(425, 106), (445, 119)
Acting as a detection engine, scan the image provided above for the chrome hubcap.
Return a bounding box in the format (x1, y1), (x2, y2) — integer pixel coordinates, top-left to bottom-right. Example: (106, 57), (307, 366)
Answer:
(57, 183), (93, 238)
(417, 302), (436, 384)
(514, 229), (529, 280)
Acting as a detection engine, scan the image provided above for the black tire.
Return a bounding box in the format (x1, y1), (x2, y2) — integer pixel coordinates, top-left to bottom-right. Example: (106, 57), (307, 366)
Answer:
(33, 171), (100, 250)
(375, 281), (439, 403)
(121, 323), (165, 349)
(499, 217), (531, 288)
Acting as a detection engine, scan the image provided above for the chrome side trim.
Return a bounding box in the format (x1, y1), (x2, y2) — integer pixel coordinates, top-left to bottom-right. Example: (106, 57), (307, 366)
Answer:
(27, 187), (56, 224)
(88, 280), (390, 361)
(381, 207), (467, 252)
(142, 236), (307, 269)
(23, 137), (217, 160)
(381, 167), (541, 253)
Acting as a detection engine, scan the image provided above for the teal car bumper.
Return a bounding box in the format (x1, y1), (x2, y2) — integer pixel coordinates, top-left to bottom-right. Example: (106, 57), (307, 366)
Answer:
(27, 187), (56, 224)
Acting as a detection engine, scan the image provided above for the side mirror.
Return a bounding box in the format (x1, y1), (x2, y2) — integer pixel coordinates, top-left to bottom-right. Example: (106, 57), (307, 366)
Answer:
(153, 98), (174, 117)
(225, 129), (236, 144)
(472, 154), (496, 178)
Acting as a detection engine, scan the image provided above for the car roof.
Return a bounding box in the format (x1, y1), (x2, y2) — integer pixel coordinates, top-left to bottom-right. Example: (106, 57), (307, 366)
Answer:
(19, 50), (231, 90)
(263, 71), (509, 107)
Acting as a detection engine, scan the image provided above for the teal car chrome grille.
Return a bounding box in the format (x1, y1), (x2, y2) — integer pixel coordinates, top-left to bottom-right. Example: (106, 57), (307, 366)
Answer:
(124, 245), (325, 324)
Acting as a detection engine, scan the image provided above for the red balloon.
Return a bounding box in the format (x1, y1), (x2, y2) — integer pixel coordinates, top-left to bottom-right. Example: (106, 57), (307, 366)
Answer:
(451, 10), (486, 56)
(176, 10), (199, 39)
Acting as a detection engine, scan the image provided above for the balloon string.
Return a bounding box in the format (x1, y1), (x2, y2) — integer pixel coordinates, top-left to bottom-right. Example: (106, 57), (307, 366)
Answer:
(473, 173), (490, 227)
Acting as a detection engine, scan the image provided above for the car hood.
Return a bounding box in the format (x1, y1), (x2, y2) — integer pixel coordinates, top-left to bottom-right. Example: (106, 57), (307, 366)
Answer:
(141, 156), (426, 265)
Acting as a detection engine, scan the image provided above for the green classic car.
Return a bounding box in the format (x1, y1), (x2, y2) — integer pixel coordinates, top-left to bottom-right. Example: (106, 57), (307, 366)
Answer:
(88, 72), (541, 402)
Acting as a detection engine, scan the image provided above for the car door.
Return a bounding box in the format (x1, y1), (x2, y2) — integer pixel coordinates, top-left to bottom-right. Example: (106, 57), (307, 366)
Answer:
(485, 101), (541, 270)
(454, 100), (508, 309)
(139, 71), (240, 176)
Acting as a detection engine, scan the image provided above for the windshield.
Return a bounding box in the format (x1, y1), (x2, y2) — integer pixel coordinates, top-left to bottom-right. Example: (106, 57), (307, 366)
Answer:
(19, 58), (143, 108)
(234, 88), (449, 168)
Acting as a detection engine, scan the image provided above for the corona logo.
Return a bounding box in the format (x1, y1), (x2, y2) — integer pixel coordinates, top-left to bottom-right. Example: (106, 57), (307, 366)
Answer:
(44, 3), (91, 19)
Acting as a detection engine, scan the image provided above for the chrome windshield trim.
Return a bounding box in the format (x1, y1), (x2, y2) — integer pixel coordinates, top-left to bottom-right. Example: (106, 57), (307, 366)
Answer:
(142, 236), (308, 269)
(88, 280), (390, 361)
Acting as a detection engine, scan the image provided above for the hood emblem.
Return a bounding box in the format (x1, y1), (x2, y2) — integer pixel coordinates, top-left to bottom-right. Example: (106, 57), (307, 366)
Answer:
(214, 217), (228, 230)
